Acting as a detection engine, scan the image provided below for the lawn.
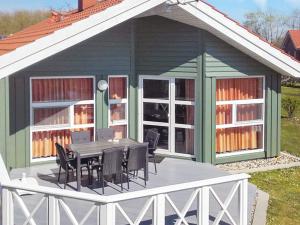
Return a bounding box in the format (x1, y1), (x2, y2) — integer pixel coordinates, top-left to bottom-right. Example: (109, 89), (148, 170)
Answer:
(251, 168), (300, 225)
(281, 86), (300, 157)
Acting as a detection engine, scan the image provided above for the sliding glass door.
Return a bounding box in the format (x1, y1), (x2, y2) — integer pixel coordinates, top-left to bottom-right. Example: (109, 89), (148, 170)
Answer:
(140, 77), (195, 156)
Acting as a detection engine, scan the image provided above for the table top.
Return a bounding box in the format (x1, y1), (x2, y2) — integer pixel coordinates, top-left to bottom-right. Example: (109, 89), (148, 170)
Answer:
(68, 138), (140, 158)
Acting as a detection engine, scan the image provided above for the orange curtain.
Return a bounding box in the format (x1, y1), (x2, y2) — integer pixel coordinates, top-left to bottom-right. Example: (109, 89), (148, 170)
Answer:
(32, 78), (93, 102)
(111, 125), (127, 140)
(109, 77), (126, 100)
(31, 78), (94, 159)
(216, 78), (263, 153)
(32, 128), (93, 158)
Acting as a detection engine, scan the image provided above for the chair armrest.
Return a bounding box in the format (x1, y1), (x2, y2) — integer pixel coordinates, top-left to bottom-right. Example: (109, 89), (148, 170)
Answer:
(66, 149), (75, 159)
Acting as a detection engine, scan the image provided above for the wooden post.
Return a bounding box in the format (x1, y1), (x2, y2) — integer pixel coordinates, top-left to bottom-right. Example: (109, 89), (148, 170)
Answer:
(239, 179), (248, 225)
(153, 194), (165, 225)
(197, 187), (209, 225)
(99, 203), (116, 225)
(2, 188), (14, 225)
(48, 195), (60, 225)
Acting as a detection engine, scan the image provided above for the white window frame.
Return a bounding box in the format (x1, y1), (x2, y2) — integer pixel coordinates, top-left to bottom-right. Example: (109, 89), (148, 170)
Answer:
(30, 76), (96, 163)
(108, 75), (129, 138)
(215, 76), (265, 157)
(138, 76), (196, 157)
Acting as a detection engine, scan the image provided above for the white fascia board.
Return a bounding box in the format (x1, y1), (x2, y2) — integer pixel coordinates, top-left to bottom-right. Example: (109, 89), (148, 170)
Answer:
(177, 1), (300, 77)
(0, 0), (166, 79)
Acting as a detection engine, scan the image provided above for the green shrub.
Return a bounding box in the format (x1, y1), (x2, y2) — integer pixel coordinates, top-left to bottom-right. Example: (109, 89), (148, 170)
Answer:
(282, 98), (297, 118)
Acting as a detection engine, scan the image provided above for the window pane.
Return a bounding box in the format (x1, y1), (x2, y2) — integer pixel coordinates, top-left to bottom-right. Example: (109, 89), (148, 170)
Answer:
(216, 125), (263, 153)
(74, 104), (94, 125)
(175, 128), (194, 155)
(175, 79), (195, 101)
(143, 80), (169, 99)
(32, 127), (94, 159)
(237, 104), (263, 122)
(175, 105), (194, 125)
(216, 105), (232, 125)
(110, 104), (126, 122)
(144, 125), (169, 150)
(216, 78), (263, 101)
(144, 103), (169, 123)
(111, 125), (127, 139)
(32, 78), (93, 102)
(109, 77), (127, 99)
(34, 107), (69, 126)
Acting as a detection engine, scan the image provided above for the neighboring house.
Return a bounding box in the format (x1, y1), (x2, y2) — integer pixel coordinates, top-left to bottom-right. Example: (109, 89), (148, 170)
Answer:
(0, 0), (299, 169)
(282, 30), (300, 61)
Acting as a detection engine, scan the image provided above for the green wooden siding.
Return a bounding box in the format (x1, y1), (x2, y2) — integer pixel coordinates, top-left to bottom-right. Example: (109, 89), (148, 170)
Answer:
(0, 16), (282, 168)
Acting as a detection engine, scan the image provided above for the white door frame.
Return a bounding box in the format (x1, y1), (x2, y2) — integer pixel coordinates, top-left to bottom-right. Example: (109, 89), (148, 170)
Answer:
(138, 75), (195, 157)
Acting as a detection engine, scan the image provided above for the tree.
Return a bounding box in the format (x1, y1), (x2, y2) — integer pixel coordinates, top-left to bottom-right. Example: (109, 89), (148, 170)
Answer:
(0, 10), (50, 36)
(244, 10), (289, 46)
(289, 9), (300, 30)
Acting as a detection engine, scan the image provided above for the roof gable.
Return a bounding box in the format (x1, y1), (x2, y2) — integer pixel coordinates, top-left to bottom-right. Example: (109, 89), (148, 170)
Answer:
(0, 0), (299, 78)
(288, 30), (300, 50)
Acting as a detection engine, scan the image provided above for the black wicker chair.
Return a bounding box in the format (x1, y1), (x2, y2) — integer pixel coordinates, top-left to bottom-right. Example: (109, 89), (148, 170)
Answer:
(94, 147), (124, 194)
(144, 130), (160, 174)
(55, 143), (90, 189)
(123, 143), (148, 189)
(96, 128), (114, 141)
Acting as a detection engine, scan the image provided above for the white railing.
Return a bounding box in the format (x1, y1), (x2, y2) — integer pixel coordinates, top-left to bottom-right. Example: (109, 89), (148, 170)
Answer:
(0, 173), (250, 225)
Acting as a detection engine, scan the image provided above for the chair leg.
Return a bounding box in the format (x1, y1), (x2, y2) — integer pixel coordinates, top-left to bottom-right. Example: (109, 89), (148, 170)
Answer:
(127, 169), (130, 190)
(153, 155), (157, 174)
(58, 165), (61, 182)
(144, 167), (147, 187)
(120, 173), (123, 192)
(101, 173), (105, 194)
(64, 170), (69, 189)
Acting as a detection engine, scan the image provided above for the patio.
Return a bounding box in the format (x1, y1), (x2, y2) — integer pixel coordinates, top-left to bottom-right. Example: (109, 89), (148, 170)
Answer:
(8, 158), (257, 225)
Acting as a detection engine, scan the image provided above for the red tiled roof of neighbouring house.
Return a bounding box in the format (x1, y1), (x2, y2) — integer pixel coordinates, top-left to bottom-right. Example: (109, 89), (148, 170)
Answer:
(288, 30), (300, 49)
(0, 0), (122, 56)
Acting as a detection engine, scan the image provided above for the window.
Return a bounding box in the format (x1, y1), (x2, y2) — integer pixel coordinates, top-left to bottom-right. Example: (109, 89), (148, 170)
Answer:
(108, 76), (128, 139)
(216, 77), (264, 155)
(30, 77), (95, 160)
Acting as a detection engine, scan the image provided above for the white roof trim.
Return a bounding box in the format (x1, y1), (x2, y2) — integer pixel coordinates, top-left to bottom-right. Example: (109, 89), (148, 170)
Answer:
(176, 1), (300, 77)
(0, 0), (166, 79)
(0, 0), (299, 78)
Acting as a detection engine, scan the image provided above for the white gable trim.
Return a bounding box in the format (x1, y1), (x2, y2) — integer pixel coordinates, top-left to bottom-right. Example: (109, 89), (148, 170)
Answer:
(176, 1), (300, 77)
(0, 0), (166, 79)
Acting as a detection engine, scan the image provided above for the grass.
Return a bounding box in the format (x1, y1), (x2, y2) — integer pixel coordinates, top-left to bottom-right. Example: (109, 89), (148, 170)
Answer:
(251, 168), (300, 225)
(281, 86), (300, 157)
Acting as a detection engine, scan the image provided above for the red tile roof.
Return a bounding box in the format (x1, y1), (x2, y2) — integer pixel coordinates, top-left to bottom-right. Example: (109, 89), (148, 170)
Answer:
(288, 30), (300, 49)
(0, 0), (122, 56)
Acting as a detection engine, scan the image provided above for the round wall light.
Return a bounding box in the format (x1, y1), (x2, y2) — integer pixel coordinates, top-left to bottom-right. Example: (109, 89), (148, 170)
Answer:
(98, 80), (108, 91)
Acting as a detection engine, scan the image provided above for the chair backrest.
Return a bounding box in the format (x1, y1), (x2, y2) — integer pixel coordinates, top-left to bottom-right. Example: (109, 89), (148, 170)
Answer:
(126, 143), (148, 171)
(71, 131), (91, 144)
(101, 147), (124, 176)
(96, 128), (114, 141)
(144, 130), (160, 152)
(55, 143), (69, 170)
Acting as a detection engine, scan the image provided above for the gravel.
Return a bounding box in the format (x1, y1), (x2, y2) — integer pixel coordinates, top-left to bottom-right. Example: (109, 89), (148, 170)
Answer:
(216, 152), (300, 171)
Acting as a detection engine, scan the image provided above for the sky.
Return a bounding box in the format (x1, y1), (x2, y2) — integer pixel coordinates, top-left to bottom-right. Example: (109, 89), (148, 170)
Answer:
(0, 0), (299, 22)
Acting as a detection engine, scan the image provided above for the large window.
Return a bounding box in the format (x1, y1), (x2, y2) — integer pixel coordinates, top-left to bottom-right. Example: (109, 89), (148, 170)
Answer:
(30, 77), (95, 161)
(108, 76), (128, 139)
(216, 77), (264, 155)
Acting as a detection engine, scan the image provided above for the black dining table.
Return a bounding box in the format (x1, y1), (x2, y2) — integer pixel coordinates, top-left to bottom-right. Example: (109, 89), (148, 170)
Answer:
(68, 138), (149, 191)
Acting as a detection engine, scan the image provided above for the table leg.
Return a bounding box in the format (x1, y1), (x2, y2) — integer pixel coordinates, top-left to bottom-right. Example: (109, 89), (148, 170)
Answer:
(77, 153), (81, 192)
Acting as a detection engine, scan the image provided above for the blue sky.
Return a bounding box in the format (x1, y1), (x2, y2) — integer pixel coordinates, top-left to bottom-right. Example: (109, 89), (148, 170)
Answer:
(0, 0), (299, 22)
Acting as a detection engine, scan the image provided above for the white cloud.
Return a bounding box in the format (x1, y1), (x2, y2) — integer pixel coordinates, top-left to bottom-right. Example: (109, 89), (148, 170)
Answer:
(253, 0), (268, 9)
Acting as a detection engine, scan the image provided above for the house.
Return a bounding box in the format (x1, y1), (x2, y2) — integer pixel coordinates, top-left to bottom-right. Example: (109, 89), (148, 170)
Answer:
(0, 0), (299, 170)
(282, 30), (300, 61)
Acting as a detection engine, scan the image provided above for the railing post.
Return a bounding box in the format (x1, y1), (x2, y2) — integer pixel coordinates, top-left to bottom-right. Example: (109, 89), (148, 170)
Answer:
(48, 195), (60, 225)
(239, 179), (248, 225)
(153, 194), (165, 225)
(2, 188), (14, 225)
(197, 186), (209, 225)
(99, 203), (115, 225)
